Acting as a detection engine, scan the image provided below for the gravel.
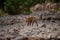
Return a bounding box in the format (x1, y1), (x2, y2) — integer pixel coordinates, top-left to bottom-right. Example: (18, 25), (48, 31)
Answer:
(0, 11), (60, 40)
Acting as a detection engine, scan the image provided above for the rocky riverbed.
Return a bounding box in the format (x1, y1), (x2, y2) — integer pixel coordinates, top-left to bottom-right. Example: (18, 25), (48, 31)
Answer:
(0, 11), (60, 40)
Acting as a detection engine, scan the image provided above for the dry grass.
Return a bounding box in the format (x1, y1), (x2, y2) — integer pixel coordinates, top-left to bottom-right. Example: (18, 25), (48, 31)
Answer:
(0, 8), (8, 16)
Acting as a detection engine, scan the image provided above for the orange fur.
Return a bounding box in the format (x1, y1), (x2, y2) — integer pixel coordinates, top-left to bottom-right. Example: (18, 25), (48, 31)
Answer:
(25, 16), (38, 26)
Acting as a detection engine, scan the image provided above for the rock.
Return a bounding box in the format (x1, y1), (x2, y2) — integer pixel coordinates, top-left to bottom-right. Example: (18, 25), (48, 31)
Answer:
(0, 11), (60, 40)
(6, 37), (11, 40)
(41, 24), (46, 28)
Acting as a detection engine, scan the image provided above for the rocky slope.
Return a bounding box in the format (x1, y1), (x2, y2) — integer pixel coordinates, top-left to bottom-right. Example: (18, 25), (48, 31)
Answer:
(0, 11), (60, 40)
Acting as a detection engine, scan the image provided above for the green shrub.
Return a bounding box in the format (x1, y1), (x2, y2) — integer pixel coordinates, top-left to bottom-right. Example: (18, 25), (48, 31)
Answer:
(4, 0), (45, 15)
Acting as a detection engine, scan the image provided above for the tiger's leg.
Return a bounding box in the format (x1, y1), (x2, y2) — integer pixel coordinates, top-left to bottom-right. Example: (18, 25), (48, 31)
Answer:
(35, 20), (38, 26)
(26, 22), (29, 26)
(31, 21), (34, 27)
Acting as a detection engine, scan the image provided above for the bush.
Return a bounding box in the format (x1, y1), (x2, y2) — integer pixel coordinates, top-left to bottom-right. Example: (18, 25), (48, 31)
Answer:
(4, 0), (20, 15)
(4, 0), (45, 15)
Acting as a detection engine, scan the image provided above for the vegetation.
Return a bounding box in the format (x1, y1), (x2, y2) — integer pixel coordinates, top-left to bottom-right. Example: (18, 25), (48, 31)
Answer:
(0, 8), (8, 16)
(0, 0), (60, 16)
